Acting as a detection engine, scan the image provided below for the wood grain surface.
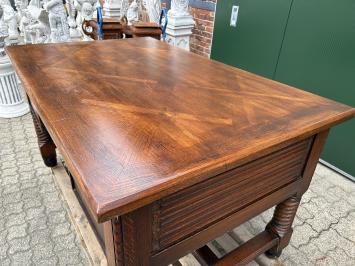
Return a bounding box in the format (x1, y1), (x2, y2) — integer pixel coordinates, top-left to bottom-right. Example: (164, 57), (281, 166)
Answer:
(6, 38), (354, 223)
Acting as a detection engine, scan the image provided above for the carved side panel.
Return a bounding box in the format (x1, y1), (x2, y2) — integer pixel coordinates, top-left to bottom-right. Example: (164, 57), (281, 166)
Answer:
(121, 205), (153, 265)
(112, 217), (124, 265)
(152, 138), (313, 252)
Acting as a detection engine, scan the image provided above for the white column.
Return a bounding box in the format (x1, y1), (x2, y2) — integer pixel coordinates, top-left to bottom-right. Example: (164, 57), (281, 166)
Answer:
(103, 0), (122, 18)
(0, 25), (29, 118)
(0, 56), (29, 118)
(165, 0), (194, 50)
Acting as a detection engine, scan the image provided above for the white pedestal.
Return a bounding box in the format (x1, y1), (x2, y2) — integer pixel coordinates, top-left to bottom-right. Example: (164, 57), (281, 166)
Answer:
(165, 12), (195, 51)
(0, 56), (29, 118)
(103, 0), (122, 18)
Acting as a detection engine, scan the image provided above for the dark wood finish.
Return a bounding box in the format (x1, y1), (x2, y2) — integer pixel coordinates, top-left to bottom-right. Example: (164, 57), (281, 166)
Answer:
(193, 246), (219, 266)
(7, 38), (353, 222)
(112, 217), (124, 265)
(301, 130), (329, 193)
(28, 98), (57, 167)
(153, 138), (312, 251)
(6, 38), (354, 266)
(103, 220), (117, 266)
(82, 18), (123, 40)
(265, 196), (300, 257)
(151, 179), (302, 266)
(121, 205), (153, 265)
(123, 22), (162, 40)
(69, 171), (105, 248)
(214, 231), (278, 266)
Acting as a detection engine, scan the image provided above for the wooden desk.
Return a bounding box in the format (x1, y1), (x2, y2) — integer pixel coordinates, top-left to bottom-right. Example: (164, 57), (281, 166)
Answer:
(6, 38), (354, 266)
(123, 22), (162, 40)
(82, 18), (123, 40)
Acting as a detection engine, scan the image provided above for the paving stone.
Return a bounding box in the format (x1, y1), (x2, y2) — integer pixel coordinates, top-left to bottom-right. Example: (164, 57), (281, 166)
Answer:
(306, 210), (338, 233)
(6, 223), (28, 241)
(1, 192), (22, 205)
(53, 233), (77, 252)
(51, 222), (71, 238)
(48, 211), (68, 225)
(32, 243), (55, 262)
(28, 216), (48, 232)
(325, 247), (354, 266)
(332, 211), (355, 242)
(295, 204), (313, 221)
(2, 183), (21, 195)
(36, 257), (58, 266)
(288, 222), (318, 248)
(0, 258), (11, 266)
(1, 115), (89, 266)
(10, 249), (33, 266)
(25, 206), (46, 221)
(312, 228), (355, 259)
(6, 212), (26, 227)
(279, 244), (309, 265)
(0, 242), (10, 261)
(57, 248), (82, 265)
(298, 243), (326, 264)
(30, 228), (52, 246)
(8, 236), (30, 254)
(327, 199), (353, 219)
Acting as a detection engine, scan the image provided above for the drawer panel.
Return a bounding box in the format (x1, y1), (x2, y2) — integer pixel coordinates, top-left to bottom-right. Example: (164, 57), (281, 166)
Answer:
(152, 138), (313, 251)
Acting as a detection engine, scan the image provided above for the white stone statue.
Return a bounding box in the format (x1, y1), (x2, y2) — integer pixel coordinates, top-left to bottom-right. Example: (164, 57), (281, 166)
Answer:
(75, 0), (96, 40)
(27, 7), (51, 43)
(27, 0), (51, 43)
(18, 9), (34, 43)
(120, 0), (129, 18)
(15, 0), (29, 32)
(144, 0), (160, 23)
(44, 0), (70, 42)
(66, 0), (82, 40)
(127, 0), (139, 25)
(2, 3), (19, 44)
(0, 5), (8, 51)
(171, 0), (189, 16)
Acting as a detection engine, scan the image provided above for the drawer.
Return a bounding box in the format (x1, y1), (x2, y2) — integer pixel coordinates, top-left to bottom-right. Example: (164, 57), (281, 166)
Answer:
(151, 138), (313, 252)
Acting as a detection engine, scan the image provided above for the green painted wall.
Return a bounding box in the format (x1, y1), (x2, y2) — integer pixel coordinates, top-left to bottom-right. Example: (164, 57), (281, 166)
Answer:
(211, 0), (293, 78)
(211, 0), (355, 176)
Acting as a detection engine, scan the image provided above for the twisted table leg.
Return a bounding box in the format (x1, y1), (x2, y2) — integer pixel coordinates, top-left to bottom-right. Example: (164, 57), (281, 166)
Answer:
(28, 99), (57, 167)
(265, 195), (300, 257)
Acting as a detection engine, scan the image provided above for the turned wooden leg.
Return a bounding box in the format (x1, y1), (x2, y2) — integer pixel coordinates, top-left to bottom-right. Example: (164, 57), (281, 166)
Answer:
(265, 195), (300, 258)
(28, 99), (57, 167)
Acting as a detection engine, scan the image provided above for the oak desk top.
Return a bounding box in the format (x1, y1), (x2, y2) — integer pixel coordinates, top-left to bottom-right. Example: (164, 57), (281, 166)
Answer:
(6, 38), (354, 222)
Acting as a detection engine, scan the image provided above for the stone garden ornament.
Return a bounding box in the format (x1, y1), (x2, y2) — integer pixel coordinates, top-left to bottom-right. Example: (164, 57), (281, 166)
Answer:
(144, 0), (161, 23)
(44, 0), (70, 42)
(75, 0), (96, 40)
(166, 0), (194, 50)
(1, 2), (19, 44)
(127, 0), (139, 25)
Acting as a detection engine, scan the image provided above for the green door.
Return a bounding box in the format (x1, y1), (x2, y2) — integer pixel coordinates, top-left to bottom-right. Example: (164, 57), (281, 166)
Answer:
(211, 0), (293, 78)
(274, 0), (355, 176)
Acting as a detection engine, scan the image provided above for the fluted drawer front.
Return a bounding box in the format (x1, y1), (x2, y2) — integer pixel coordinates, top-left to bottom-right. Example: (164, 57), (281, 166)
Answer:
(152, 138), (313, 251)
